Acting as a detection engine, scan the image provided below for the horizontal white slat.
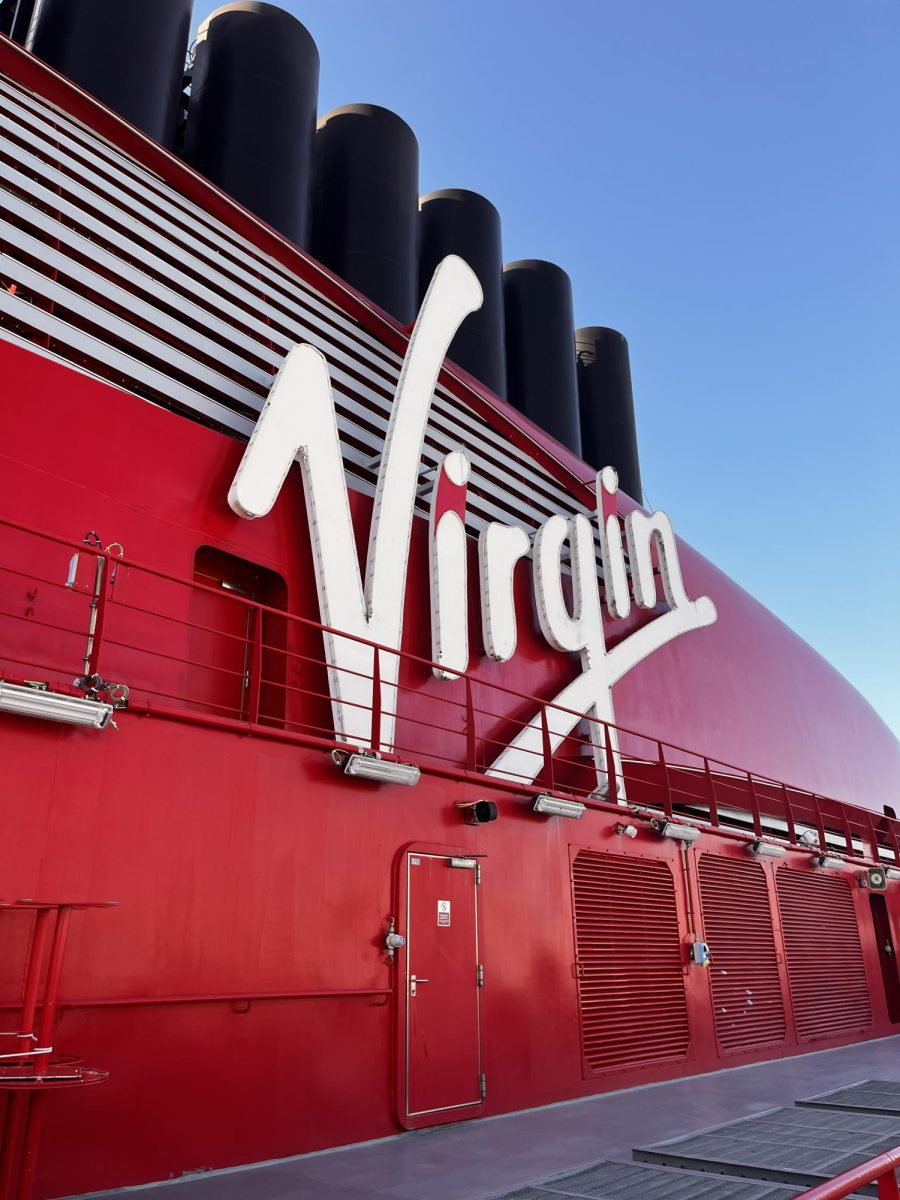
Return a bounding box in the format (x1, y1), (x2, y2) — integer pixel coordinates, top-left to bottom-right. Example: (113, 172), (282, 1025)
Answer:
(0, 71), (605, 562)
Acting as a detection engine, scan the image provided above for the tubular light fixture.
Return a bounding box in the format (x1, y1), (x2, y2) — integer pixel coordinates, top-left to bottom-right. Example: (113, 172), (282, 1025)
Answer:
(749, 839), (786, 859)
(0, 681), (113, 729)
(339, 751), (420, 787)
(816, 853), (844, 870)
(651, 818), (701, 844)
(886, 868), (900, 882)
(532, 794), (585, 819)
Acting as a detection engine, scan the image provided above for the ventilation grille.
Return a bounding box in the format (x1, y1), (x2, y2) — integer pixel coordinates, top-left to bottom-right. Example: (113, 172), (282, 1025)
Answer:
(571, 850), (690, 1074)
(698, 854), (787, 1054)
(776, 868), (871, 1041)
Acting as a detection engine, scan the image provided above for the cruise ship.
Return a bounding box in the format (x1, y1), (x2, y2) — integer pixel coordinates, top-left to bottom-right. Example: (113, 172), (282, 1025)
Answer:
(0, 3), (898, 1198)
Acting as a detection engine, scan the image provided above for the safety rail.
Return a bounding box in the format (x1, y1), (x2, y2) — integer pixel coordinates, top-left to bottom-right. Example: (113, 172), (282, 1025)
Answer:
(1, 514), (898, 862)
(795, 1147), (900, 1198)
(0, 898), (115, 1200)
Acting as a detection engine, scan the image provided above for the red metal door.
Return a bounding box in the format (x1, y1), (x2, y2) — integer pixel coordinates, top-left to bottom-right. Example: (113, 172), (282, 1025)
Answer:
(869, 893), (900, 1023)
(405, 853), (481, 1119)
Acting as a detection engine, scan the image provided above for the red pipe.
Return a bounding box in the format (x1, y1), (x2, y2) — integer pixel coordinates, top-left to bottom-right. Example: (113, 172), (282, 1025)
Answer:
(793, 1146), (900, 1198)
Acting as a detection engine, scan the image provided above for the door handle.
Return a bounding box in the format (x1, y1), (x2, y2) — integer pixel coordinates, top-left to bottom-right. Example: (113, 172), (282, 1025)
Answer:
(410, 975), (429, 997)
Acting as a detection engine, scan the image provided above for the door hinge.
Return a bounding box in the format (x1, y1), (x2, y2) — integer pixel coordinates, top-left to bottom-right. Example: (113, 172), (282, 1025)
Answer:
(475, 862), (482, 885)
(476, 963), (484, 988)
(479, 1072), (487, 1101)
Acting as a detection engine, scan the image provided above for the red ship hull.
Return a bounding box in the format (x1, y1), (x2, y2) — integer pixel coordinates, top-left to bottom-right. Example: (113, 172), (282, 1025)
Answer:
(0, 33), (898, 1200)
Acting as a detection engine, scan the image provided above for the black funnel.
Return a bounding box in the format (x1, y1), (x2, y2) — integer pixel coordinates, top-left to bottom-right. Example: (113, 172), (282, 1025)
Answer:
(503, 260), (581, 455)
(181, 2), (319, 248)
(29, 0), (193, 147)
(312, 104), (419, 325)
(418, 189), (506, 398)
(576, 327), (643, 503)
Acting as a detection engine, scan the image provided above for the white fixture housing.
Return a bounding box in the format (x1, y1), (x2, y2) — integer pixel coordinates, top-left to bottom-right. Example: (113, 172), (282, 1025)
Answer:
(340, 752), (420, 787)
(886, 868), (900, 882)
(0, 681), (113, 729)
(532, 794), (586, 819)
(816, 854), (844, 870)
(652, 819), (701, 844)
(749, 839), (787, 859)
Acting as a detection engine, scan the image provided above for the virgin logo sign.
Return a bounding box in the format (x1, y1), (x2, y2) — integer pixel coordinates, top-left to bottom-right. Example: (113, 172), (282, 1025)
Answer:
(228, 257), (716, 792)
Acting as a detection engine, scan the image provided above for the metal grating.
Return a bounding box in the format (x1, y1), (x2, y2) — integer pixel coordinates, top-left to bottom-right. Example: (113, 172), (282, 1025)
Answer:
(571, 850), (690, 1075)
(635, 1105), (900, 1192)
(484, 1159), (806, 1199)
(776, 868), (872, 1042)
(698, 854), (787, 1054)
(798, 1080), (900, 1117)
(0, 71), (602, 556)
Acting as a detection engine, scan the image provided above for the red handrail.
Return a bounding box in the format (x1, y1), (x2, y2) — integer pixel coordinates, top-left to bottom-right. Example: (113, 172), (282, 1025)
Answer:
(0, 513), (895, 863)
(795, 1146), (900, 1198)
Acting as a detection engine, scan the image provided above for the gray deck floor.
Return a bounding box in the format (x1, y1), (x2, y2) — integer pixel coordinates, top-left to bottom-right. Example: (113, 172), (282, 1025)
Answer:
(72, 1037), (900, 1200)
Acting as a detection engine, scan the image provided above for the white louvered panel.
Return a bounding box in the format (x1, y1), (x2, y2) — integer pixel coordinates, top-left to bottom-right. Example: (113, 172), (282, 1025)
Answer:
(0, 73), (601, 555)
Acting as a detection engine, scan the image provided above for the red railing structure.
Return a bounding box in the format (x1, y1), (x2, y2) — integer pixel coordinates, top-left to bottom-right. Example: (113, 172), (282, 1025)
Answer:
(0, 515), (897, 864)
(0, 899), (115, 1200)
(795, 1148), (900, 1198)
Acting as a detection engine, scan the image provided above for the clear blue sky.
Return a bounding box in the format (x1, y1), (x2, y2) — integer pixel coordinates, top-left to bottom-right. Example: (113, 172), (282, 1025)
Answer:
(193, 1), (900, 736)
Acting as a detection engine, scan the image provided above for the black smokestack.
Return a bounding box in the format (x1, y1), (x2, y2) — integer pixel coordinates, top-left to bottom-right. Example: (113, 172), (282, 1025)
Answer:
(312, 104), (419, 325)
(29, 0), (193, 148)
(418, 189), (506, 398)
(181, 2), (319, 248)
(576, 326), (643, 503)
(503, 259), (581, 455)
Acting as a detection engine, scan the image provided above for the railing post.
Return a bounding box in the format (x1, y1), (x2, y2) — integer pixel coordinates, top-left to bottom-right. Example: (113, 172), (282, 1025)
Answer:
(539, 705), (554, 790)
(878, 1162), (900, 1200)
(889, 815), (900, 867)
(85, 553), (108, 678)
(658, 742), (673, 819)
(370, 647), (381, 755)
(812, 794), (828, 852)
(866, 811), (884, 867)
(603, 720), (617, 803)
(465, 677), (477, 772)
(746, 772), (762, 838)
(703, 758), (718, 828)
(837, 803), (854, 857)
(781, 783), (797, 845)
(246, 608), (263, 726)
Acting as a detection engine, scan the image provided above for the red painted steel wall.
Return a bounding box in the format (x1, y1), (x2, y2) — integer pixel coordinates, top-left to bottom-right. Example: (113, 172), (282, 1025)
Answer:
(0, 344), (899, 1196)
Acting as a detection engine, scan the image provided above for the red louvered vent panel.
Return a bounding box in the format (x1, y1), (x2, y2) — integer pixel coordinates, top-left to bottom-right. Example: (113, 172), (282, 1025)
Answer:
(776, 868), (872, 1041)
(571, 850), (690, 1074)
(698, 854), (787, 1054)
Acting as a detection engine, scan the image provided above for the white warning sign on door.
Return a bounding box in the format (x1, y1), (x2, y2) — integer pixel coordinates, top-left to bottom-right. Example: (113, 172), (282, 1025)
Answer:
(437, 899), (451, 927)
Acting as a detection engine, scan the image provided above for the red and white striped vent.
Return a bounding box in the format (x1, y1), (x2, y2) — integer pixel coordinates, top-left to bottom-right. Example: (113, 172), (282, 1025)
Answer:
(698, 854), (787, 1054)
(776, 868), (872, 1041)
(571, 850), (690, 1075)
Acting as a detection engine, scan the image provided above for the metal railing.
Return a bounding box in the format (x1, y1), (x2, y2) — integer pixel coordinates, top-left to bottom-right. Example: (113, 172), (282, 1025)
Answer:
(796, 1148), (900, 1198)
(1, 513), (897, 862)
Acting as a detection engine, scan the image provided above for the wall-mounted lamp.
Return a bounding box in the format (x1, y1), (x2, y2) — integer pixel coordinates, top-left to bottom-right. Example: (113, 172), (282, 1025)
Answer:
(749, 839), (786, 859)
(532, 795), (585, 819)
(333, 750), (420, 786)
(651, 818), (701, 844)
(0, 680), (113, 729)
(816, 854), (844, 870)
(616, 823), (638, 839)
